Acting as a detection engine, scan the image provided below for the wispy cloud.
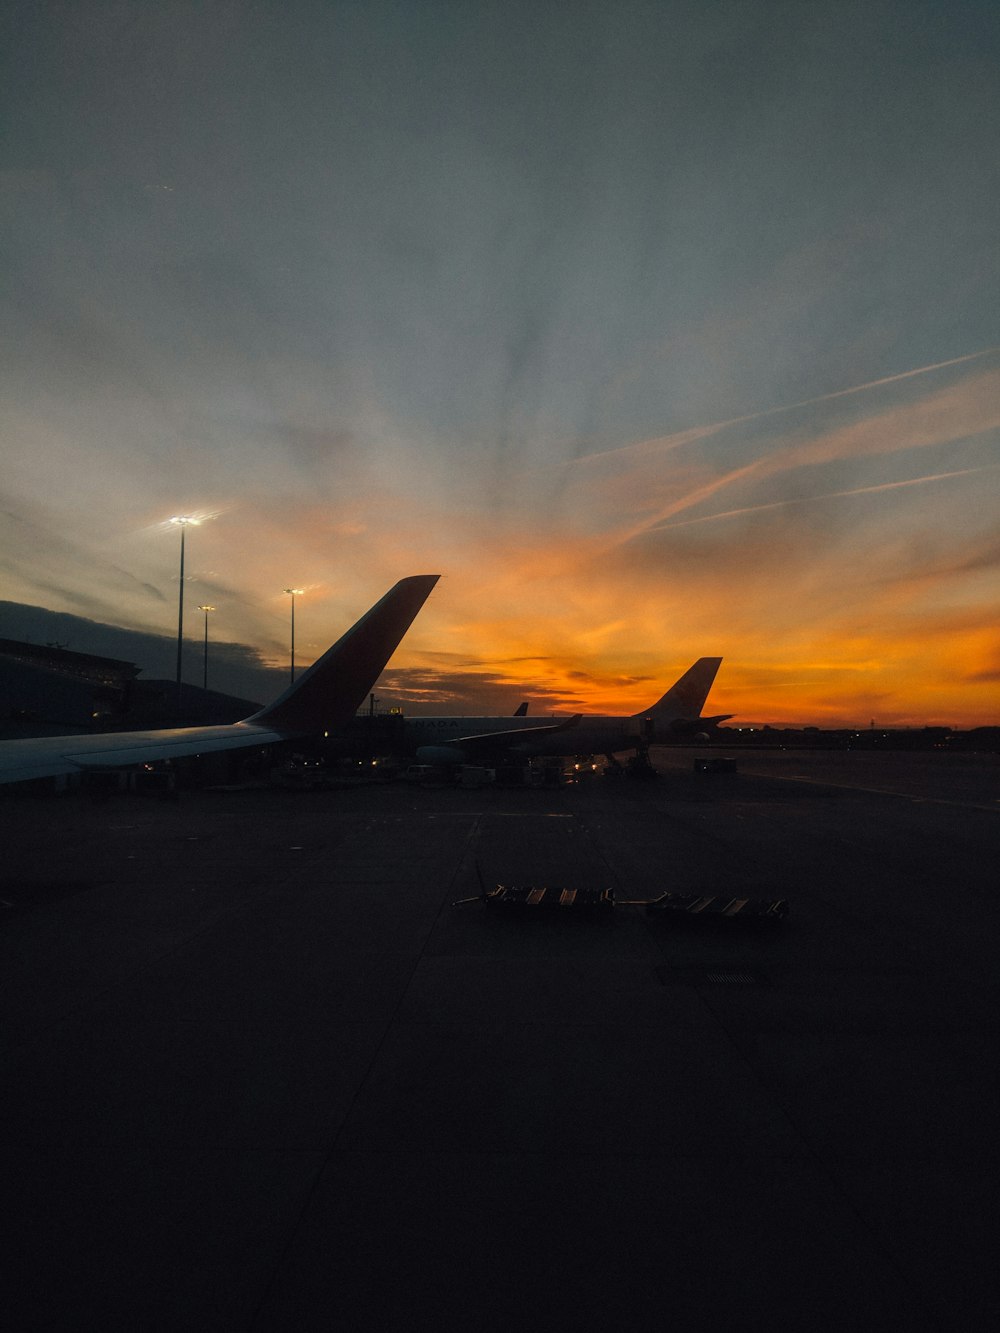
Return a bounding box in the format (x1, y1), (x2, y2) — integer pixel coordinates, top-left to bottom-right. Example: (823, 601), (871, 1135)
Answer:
(601, 364), (1000, 546)
(646, 465), (1000, 532)
(572, 346), (999, 472)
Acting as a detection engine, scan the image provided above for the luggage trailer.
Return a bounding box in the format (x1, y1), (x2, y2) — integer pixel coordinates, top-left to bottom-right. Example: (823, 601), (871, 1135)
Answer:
(453, 883), (788, 920)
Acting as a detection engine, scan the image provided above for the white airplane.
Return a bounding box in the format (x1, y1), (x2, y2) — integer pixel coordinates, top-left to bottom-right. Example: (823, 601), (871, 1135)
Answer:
(403, 657), (730, 767)
(0, 575), (439, 786)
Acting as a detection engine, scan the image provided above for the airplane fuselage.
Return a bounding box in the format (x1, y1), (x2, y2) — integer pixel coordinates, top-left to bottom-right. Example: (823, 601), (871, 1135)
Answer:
(405, 712), (690, 762)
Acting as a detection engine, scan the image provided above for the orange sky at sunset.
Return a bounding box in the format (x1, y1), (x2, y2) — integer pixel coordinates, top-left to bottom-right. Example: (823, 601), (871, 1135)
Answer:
(365, 356), (1000, 728)
(3, 4), (998, 730)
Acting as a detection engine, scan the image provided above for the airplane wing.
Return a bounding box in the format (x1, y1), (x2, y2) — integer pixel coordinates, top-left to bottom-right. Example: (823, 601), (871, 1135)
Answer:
(443, 714), (582, 752)
(0, 723), (287, 785)
(668, 712), (734, 734)
(0, 574), (439, 785)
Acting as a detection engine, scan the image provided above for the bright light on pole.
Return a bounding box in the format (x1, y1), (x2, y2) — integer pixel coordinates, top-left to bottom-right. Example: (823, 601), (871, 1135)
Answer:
(170, 516), (198, 712)
(198, 605), (215, 691)
(284, 588), (303, 683)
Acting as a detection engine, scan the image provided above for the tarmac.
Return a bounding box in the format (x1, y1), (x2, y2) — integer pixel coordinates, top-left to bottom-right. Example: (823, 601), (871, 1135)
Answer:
(1, 746), (998, 1331)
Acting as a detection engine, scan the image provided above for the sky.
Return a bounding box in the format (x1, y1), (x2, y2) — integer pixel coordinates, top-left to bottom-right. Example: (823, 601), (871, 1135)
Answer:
(2, 0), (998, 727)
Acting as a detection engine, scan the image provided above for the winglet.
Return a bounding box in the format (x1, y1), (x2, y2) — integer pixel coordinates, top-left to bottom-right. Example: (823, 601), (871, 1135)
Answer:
(245, 575), (439, 734)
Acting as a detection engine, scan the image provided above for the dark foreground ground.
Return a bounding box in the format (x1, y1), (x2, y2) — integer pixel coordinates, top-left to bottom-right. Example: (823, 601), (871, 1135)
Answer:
(2, 747), (998, 1331)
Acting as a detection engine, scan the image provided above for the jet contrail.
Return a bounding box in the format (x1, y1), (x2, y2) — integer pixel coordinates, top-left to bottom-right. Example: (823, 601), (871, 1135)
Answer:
(575, 346), (999, 468)
(737, 347), (1000, 422)
(647, 465), (998, 531)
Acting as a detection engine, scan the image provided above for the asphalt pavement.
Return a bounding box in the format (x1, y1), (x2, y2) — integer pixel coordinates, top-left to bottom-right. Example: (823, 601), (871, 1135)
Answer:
(2, 747), (997, 1330)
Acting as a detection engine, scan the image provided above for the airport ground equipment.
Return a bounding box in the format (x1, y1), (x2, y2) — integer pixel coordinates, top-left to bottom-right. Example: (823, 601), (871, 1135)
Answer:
(452, 884), (617, 912)
(453, 883), (788, 920)
(453, 861), (785, 918)
(454, 862), (615, 912)
(636, 891), (787, 920)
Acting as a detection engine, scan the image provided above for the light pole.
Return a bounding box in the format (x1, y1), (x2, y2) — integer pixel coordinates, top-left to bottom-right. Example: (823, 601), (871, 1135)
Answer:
(284, 588), (303, 683)
(198, 605), (215, 690)
(170, 516), (197, 712)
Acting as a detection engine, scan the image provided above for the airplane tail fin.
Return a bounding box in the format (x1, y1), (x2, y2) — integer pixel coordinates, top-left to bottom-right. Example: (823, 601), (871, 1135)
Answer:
(245, 575), (439, 734)
(637, 657), (723, 719)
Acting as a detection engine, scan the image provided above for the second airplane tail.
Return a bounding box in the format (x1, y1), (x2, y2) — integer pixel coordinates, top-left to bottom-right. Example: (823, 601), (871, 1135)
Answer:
(637, 657), (724, 720)
(246, 574), (439, 735)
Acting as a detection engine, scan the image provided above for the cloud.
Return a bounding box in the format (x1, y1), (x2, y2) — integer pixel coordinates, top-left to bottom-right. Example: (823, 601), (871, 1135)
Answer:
(377, 666), (577, 714)
(646, 464), (1000, 532)
(577, 346), (999, 473)
(0, 599), (288, 704)
(607, 364), (1000, 545)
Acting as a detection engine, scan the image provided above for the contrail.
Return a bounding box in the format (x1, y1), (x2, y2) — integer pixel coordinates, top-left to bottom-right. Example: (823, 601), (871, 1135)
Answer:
(576, 346), (999, 467)
(648, 465), (998, 531)
(738, 348), (999, 422)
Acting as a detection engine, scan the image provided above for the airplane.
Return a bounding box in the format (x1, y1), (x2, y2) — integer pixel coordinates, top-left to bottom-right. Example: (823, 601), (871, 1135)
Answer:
(0, 575), (439, 786)
(402, 657), (730, 768)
